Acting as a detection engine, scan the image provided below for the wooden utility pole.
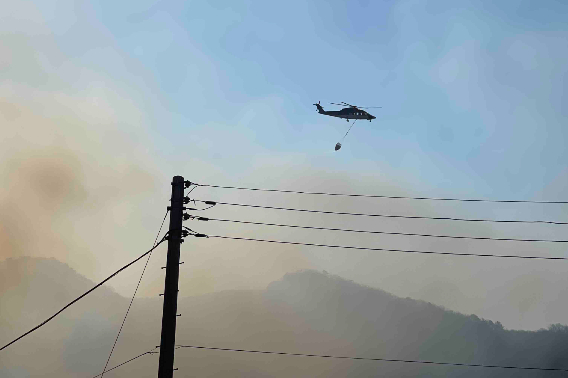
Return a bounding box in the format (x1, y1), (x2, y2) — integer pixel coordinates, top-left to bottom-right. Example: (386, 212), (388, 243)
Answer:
(158, 176), (185, 378)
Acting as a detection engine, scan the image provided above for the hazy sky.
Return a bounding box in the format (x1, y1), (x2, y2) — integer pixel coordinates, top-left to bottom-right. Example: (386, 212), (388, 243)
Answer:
(1, 0), (567, 331)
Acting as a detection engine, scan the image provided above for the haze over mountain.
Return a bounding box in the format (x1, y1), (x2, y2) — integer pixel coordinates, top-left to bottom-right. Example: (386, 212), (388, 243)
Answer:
(2, 257), (567, 377)
(2, 2), (567, 377)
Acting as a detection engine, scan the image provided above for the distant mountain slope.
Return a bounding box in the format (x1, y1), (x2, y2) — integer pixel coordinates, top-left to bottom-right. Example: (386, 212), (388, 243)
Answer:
(1, 258), (567, 377)
(266, 270), (568, 375)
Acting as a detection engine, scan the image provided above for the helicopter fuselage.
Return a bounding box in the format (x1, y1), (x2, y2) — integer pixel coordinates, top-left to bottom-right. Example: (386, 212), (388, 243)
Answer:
(314, 103), (375, 121)
(324, 108), (375, 121)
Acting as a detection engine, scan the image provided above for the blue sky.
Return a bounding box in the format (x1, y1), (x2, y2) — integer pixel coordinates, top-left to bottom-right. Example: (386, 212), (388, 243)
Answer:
(19, 0), (567, 201)
(70, 0), (567, 200)
(2, 0), (568, 330)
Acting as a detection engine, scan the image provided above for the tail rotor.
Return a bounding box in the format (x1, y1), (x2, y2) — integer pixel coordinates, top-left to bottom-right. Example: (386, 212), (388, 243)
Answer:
(313, 101), (325, 114)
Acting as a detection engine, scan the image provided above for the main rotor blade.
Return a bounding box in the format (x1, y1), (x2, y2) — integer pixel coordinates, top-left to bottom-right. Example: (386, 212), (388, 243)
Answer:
(330, 102), (381, 109)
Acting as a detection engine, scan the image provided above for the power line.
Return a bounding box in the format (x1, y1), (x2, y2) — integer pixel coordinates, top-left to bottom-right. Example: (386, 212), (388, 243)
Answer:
(192, 199), (568, 225)
(177, 344), (568, 373)
(92, 347), (159, 378)
(193, 183), (568, 204)
(201, 234), (568, 261)
(0, 236), (168, 352)
(192, 216), (568, 243)
(100, 210), (169, 377)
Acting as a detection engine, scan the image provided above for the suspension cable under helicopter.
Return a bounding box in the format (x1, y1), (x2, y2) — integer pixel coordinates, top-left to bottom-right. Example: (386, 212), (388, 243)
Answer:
(335, 119), (357, 151)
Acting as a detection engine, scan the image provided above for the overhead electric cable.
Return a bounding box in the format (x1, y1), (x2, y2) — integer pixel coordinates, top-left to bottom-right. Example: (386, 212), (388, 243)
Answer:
(0, 236), (168, 352)
(192, 216), (568, 243)
(202, 234), (568, 261)
(191, 199), (568, 225)
(193, 183), (568, 204)
(91, 347), (159, 378)
(177, 344), (568, 373)
(100, 210), (169, 377)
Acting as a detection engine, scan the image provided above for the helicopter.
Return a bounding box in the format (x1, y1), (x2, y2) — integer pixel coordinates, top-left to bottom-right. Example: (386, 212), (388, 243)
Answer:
(313, 101), (381, 151)
(313, 101), (380, 122)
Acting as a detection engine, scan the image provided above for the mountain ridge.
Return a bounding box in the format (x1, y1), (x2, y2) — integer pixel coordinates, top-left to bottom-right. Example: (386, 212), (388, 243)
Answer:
(1, 256), (567, 377)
